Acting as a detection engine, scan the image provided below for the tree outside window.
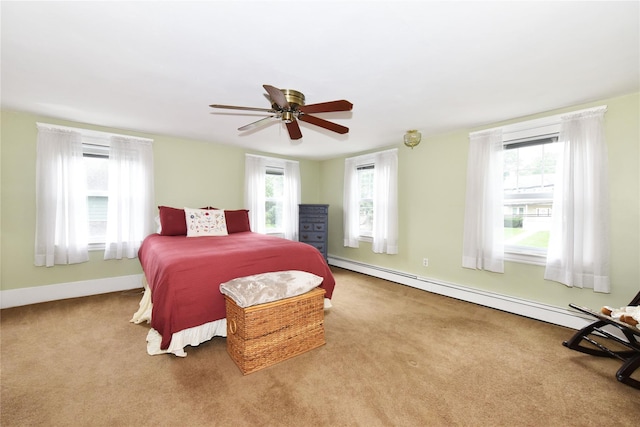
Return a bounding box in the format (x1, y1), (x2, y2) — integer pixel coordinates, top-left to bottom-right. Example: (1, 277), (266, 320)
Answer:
(265, 167), (284, 233)
(357, 165), (374, 237)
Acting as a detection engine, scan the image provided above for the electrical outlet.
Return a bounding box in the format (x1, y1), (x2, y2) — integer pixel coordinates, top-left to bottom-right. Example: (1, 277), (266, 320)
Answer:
(422, 258), (429, 267)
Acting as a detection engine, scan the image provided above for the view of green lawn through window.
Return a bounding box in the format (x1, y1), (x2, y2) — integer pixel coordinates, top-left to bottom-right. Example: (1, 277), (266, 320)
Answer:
(504, 227), (550, 248)
(503, 138), (560, 254)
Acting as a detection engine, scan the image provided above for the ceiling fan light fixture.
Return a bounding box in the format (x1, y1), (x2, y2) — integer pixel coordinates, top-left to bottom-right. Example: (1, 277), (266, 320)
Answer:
(282, 111), (294, 123)
(404, 129), (422, 149)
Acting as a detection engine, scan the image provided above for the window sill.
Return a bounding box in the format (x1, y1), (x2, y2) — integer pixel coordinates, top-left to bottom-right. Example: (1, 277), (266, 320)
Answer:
(88, 243), (105, 252)
(504, 251), (546, 266)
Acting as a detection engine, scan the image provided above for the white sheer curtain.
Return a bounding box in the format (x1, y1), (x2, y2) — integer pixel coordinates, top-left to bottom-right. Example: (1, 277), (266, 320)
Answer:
(103, 136), (155, 260)
(544, 107), (610, 292)
(282, 160), (301, 240)
(343, 156), (360, 248)
(462, 129), (504, 273)
(372, 149), (398, 254)
(34, 125), (89, 266)
(343, 149), (398, 254)
(245, 155), (267, 234)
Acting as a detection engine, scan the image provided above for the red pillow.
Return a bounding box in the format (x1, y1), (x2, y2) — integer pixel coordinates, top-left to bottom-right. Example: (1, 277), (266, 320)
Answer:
(158, 206), (187, 236)
(224, 209), (251, 233)
(158, 206), (216, 236)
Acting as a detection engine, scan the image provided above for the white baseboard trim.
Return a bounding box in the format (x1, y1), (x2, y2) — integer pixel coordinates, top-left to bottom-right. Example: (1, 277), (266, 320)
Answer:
(1, 258), (595, 331)
(328, 255), (592, 331)
(1, 274), (144, 309)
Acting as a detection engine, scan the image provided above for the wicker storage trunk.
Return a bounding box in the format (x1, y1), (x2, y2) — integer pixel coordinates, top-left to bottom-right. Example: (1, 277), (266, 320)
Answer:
(225, 287), (326, 375)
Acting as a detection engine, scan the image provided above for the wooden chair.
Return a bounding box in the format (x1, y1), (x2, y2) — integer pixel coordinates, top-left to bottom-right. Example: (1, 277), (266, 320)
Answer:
(563, 291), (640, 389)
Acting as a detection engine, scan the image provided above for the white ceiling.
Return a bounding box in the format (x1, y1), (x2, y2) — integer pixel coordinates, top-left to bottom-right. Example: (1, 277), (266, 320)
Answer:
(2, 1), (639, 160)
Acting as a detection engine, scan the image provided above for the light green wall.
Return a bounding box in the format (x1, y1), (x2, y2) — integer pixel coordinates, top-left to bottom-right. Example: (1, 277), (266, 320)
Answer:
(0, 110), (321, 290)
(2, 93), (638, 311)
(321, 93), (640, 310)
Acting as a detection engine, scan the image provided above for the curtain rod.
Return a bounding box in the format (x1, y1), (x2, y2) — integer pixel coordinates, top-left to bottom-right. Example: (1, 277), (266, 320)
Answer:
(470, 105), (607, 137)
(36, 122), (153, 143)
(345, 147), (397, 162)
(245, 153), (299, 164)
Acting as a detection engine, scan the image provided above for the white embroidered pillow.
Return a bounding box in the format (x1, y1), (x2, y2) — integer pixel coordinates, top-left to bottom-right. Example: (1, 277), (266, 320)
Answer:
(184, 208), (228, 237)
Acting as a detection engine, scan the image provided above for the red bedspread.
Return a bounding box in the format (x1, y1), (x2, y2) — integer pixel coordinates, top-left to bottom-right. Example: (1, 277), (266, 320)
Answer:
(138, 232), (336, 350)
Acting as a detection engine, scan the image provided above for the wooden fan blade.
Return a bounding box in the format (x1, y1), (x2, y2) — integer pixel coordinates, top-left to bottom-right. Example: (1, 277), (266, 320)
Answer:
(238, 116), (276, 131)
(263, 85), (290, 109)
(298, 100), (353, 114)
(286, 119), (303, 140)
(298, 114), (349, 134)
(210, 104), (275, 113)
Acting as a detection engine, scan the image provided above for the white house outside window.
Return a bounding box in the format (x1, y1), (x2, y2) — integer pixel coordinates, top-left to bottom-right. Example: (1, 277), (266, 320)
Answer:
(84, 144), (109, 246)
(503, 135), (561, 259)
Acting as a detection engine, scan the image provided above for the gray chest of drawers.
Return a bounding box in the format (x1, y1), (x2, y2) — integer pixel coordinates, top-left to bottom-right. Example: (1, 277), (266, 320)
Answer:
(298, 204), (329, 261)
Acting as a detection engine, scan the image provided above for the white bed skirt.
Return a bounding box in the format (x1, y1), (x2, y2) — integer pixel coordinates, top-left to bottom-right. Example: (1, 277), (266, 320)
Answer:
(130, 276), (332, 357)
(143, 319), (227, 357)
(129, 278), (227, 357)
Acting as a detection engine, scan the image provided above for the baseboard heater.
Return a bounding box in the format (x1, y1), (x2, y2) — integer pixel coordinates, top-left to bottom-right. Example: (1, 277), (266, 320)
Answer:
(0, 257), (595, 331)
(327, 255), (592, 331)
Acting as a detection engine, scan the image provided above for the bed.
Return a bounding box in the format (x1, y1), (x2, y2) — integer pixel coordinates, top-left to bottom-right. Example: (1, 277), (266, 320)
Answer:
(132, 228), (336, 357)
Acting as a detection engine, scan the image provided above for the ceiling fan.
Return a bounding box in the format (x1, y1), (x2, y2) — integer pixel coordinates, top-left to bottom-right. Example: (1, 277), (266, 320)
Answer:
(210, 85), (353, 140)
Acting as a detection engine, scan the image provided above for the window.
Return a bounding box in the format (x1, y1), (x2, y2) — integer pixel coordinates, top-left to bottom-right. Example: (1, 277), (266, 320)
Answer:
(244, 154), (300, 240)
(83, 144), (109, 247)
(35, 123), (155, 266)
(265, 166), (284, 234)
(343, 149), (398, 254)
(503, 135), (561, 257)
(463, 105), (610, 289)
(357, 165), (374, 238)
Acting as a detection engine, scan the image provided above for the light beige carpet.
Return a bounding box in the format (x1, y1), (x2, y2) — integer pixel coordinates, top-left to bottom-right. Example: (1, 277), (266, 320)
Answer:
(1, 267), (638, 426)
